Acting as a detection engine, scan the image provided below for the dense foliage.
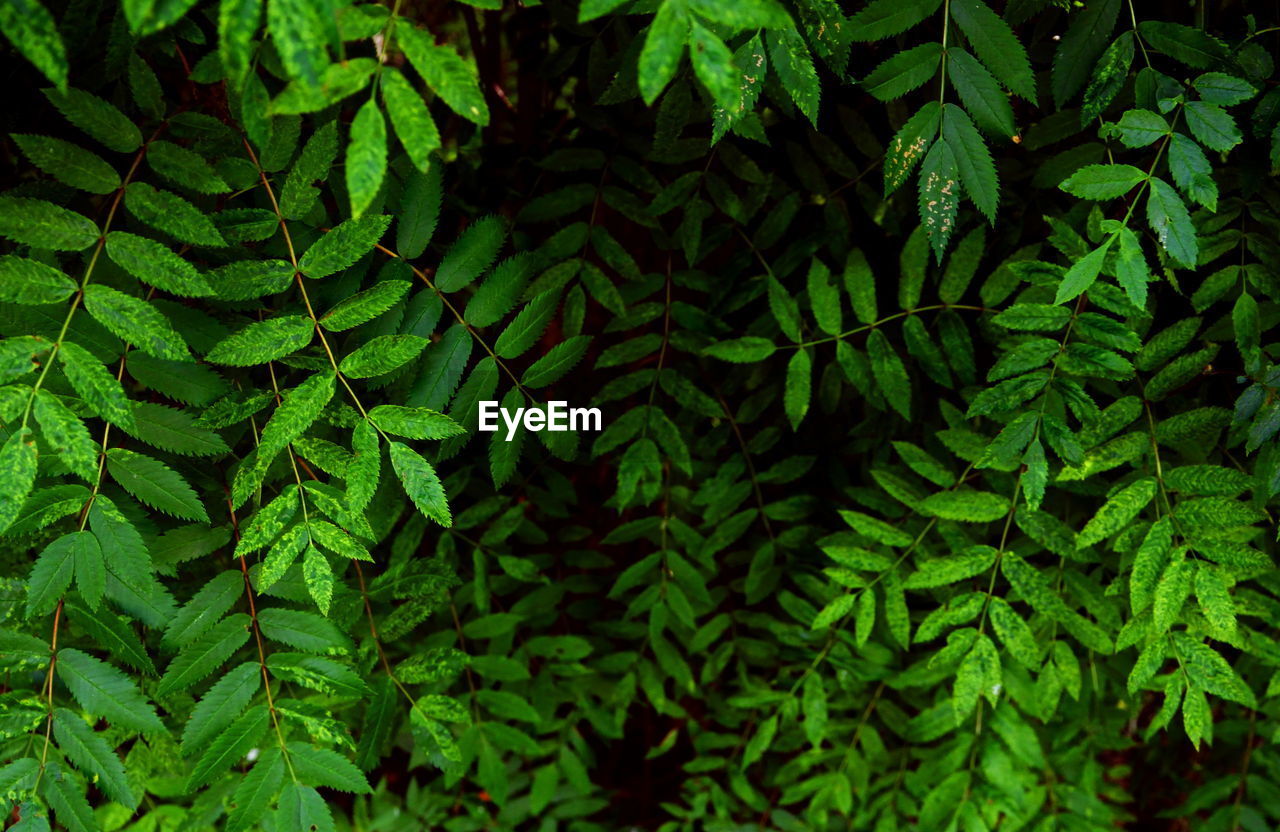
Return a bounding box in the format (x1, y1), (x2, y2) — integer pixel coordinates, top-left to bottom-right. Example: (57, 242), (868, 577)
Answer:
(2, 0), (1280, 829)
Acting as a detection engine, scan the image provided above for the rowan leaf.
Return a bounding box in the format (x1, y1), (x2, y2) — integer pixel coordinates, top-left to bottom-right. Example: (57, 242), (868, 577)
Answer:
(158, 613), (252, 696)
(399, 27), (490, 125)
(299, 215), (392, 279)
(82, 284), (190, 361)
(389, 441), (451, 527)
(381, 68), (440, 173)
(56, 648), (164, 733)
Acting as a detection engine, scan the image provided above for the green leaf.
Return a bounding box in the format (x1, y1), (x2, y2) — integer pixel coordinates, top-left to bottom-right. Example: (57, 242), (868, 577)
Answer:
(1051, 0), (1119, 106)
(0, 0), (68, 90)
(58, 342), (135, 429)
(182, 661), (260, 755)
(122, 0), (200, 35)
(946, 49), (1015, 138)
(464, 255), (532, 327)
(69, 532), (105, 610)
(105, 231), (213, 297)
(1114, 226), (1151, 308)
(389, 441), (451, 527)
(813, 593), (857, 630)
(1059, 164), (1147, 200)
(842, 248), (878, 324)
(382, 68), (440, 173)
(146, 140), (231, 194)
(42, 86), (140, 152)
(987, 596), (1040, 670)
(40, 761), (96, 832)
(339, 334), (427, 379)
(1137, 20), (1227, 69)
(918, 491), (1009, 523)
(704, 336), (776, 363)
(280, 119), (338, 220)
(1183, 101), (1241, 152)
(56, 648), (164, 733)
(399, 27), (490, 125)
(784, 349), (812, 430)
(278, 783), (335, 832)
(406, 324), (471, 411)
(256, 370), (336, 464)
(320, 280), (411, 332)
(949, 0), (1035, 101)
(1054, 238), (1113, 305)
(187, 704), (269, 791)
(32, 389), (97, 481)
(346, 98), (388, 219)
(953, 633), (999, 724)
(437, 215), (506, 293)
(307, 518), (372, 562)
(1192, 72), (1255, 106)
(1165, 465), (1251, 498)
(1167, 134), (1216, 211)
(288, 742), (371, 793)
(82, 284), (190, 361)
(1171, 631), (1255, 708)
(1117, 109), (1169, 148)
(219, 0), (263, 84)
(806, 258), (842, 336)
(234, 486), (299, 558)
(904, 546), (997, 589)
(884, 101), (941, 196)
(1081, 32), (1134, 120)
(125, 401), (230, 457)
(158, 613), (252, 696)
(124, 184), (226, 247)
(267, 652), (370, 699)
(208, 316), (314, 366)
(52, 708), (136, 807)
(106, 448), (207, 522)
(637, 1), (689, 105)
(25, 532), (85, 618)
(862, 42), (942, 101)
(1146, 345), (1217, 402)
(0, 256), (75, 304)
(128, 53), (164, 119)
(918, 138), (959, 259)
(266, 0), (329, 87)
(1194, 562), (1236, 638)
(299, 214), (391, 279)
(0, 196), (98, 250)
(942, 104), (998, 224)
(847, 0), (941, 41)
(368, 405), (464, 440)
(766, 27), (819, 125)
(1131, 516), (1172, 615)
(0, 758), (39, 798)
(522, 336), (592, 388)
(11, 134), (119, 194)
(226, 754), (283, 832)
(689, 21), (738, 113)
(162, 570), (242, 649)
(0, 428), (38, 535)
(259, 608), (351, 654)
(1146, 177), (1197, 269)
(396, 163), (442, 260)
(1078, 477), (1156, 547)
(350, 675), (394, 768)
(63, 597), (154, 674)
(866, 329), (911, 420)
(494, 291), (560, 359)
